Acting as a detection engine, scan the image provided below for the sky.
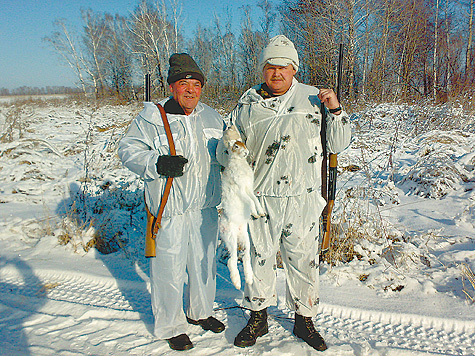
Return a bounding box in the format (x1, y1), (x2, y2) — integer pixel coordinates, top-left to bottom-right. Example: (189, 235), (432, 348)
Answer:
(0, 0), (262, 90)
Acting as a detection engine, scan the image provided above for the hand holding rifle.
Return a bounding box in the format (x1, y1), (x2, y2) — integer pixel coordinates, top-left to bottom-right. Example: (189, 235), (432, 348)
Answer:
(318, 88), (342, 115)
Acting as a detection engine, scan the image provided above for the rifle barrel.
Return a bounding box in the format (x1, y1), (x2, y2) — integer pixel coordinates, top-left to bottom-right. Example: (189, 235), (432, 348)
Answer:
(145, 73), (151, 102)
(336, 43), (344, 102)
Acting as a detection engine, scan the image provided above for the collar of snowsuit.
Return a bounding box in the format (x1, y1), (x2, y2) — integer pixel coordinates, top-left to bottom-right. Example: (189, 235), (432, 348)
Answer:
(164, 97), (186, 115)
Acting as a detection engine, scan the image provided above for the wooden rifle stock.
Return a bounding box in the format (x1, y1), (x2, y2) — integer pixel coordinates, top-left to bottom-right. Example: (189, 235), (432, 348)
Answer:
(320, 153), (337, 252)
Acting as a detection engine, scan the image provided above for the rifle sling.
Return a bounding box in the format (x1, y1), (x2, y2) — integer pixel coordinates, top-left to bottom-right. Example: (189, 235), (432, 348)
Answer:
(151, 103), (176, 237)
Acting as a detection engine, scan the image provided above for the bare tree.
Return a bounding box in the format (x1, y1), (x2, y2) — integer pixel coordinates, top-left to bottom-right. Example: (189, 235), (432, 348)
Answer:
(444, 0), (451, 93)
(258, 0), (275, 42)
(44, 0), (475, 103)
(129, 0), (182, 97)
(239, 6), (268, 88)
(104, 14), (134, 100)
(369, 0), (405, 100)
(433, 0), (440, 99)
(360, 0), (380, 100)
(82, 9), (112, 97)
(465, 0), (474, 80)
(211, 14), (237, 91)
(280, 0), (334, 87)
(336, 0), (372, 100)
(391, 0), (432, 100)
(44, 19), (88, 94)
(188, 25), (214, 82)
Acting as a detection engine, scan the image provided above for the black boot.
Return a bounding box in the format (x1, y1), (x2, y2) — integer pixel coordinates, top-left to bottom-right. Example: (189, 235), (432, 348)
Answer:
(166, 333), (193, 351)
(186, 316), (225, 333)
(234, 308), (268, 347)
(293, 313), (327, 351)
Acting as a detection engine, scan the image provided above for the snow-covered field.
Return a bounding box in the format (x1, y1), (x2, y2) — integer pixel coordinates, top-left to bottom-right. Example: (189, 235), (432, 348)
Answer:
(0, 96), (474, 355)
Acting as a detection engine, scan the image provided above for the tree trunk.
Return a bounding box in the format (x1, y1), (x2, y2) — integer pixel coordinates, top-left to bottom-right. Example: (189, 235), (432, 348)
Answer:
(433, 0), (439, 100)
(466, 0), (474, 79)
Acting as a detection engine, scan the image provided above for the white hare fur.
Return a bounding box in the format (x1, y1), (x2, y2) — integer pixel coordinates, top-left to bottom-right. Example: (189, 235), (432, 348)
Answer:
(219, 125), (266, 289)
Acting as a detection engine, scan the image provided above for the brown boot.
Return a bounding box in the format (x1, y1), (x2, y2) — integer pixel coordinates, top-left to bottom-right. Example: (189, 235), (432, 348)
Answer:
(234, 308), (268, 347)
(293, 313), (327, 351)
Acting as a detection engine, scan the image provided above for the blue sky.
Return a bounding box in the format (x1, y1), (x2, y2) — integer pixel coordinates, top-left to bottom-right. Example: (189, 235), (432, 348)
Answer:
(0, 0), (263, 90)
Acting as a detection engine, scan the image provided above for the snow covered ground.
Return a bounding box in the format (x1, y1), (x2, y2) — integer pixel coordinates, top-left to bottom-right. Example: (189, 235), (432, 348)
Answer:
(0, 96), (474, 355)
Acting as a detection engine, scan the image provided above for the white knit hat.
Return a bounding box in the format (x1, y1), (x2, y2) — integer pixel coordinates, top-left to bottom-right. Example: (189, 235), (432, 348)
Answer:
(259, 35), (299, 72)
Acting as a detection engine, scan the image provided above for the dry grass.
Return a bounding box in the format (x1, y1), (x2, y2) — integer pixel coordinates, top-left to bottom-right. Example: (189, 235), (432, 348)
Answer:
(37, 282), (61, 296)
(94, 121), (130, 133)
(55, 200), (128, 255)
(0, 106), (25, 143)
(55, 202), (97, 253)
(321, 181), (398, 266)
(461, 264), (475, 303)
(321, 221), (363, 265)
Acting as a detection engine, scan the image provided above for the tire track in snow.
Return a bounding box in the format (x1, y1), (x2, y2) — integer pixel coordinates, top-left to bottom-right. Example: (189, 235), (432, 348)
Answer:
(0, 267), (151, 314)
(1, 267), (474, 355)
(314, 305), (475, 355)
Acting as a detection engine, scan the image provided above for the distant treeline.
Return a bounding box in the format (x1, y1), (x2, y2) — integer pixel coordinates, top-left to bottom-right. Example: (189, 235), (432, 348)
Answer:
(43, 0), (475, 103)
(0, 86), (83, 96)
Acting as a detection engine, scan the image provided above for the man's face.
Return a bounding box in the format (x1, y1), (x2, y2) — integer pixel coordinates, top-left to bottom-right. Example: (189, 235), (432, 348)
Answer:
(263, 63), (296, 96)
(169, 79), (202, 115)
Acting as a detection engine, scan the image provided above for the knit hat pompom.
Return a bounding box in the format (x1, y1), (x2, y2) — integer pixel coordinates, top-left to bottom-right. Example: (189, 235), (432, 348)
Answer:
(259, 35), (299, 72)
(167, 53), (205, 86)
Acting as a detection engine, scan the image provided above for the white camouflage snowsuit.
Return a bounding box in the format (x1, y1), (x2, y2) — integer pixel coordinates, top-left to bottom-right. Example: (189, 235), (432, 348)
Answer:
(218, 78), (351, 317)
(118, 99), (224, 339)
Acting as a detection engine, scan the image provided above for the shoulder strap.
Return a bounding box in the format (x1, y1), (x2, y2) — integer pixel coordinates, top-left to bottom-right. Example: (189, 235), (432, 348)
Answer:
(151, 103), (176, 235)
(157, 103), (176, 155)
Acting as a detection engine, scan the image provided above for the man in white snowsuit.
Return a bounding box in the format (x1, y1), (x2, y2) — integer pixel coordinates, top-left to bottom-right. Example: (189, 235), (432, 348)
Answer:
(118, 53), (225, 351)
(218, 35), (351, 351)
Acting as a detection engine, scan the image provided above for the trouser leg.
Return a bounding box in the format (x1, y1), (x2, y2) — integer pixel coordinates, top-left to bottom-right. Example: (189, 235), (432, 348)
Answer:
(185, 208), (219, 320)
(244, 193), (324, 316)
(150, 214), (188, 339)
(280, 194), (322, 317)
(243, 196), (282, 311)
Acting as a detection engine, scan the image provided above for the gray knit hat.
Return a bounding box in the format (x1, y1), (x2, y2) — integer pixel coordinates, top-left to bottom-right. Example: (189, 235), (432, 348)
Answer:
(167, 53), (205, 86)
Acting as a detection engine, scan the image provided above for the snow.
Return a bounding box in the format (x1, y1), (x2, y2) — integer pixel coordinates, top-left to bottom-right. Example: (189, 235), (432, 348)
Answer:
(0, 96), (474, 355)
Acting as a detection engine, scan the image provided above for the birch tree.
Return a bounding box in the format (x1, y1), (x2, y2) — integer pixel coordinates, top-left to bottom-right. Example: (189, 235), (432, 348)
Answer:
(105, 14), (134, 100)
(465, 0), (474, 80)
(337, 0), (372, 100)
(444, 0), (451, 93)
(433, 0), (440, 99)
(187, 25), (214, 87)
(129, 0), (182, 97)
(211, 15), (237, 92)
(82, 9), (112, 97)
(360, 0), (380, 100)
(238, 6), (270, 88)
(280, 0), (336, 87)
(44, 19), (88, 94)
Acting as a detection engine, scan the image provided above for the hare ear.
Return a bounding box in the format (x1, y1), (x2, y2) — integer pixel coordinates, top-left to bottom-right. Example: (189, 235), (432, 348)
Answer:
(225, 125), (242, 141)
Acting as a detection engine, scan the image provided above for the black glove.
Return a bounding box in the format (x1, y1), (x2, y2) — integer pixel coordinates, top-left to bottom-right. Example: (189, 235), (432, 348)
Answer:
(156, 155), (188, 177)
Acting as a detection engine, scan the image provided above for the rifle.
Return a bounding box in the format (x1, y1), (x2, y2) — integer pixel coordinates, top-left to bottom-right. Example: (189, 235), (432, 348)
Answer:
(320, 43), (344, 257)
(145, 73), (151, 102)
